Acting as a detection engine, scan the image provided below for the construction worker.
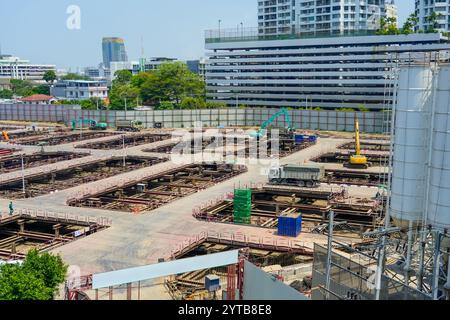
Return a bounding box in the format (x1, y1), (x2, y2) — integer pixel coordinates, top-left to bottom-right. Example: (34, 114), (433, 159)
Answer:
(8, 201), (14, 216)
(2, 131), (9, 142)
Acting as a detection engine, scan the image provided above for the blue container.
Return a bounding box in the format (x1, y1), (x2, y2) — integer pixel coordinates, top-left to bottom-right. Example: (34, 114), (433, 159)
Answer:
(278, 213), (302, 237)
(308, 135), (318, 143)
(205, 275), (221, 292)
(295, 134), (306, 144)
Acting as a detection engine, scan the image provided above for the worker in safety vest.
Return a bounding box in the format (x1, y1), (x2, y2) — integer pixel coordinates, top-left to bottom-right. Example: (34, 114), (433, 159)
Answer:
(2, 131), (9, 142)
(8, 201), (14, 216)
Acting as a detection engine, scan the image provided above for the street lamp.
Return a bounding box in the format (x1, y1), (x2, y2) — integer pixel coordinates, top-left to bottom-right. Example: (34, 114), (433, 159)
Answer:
(218, 19), (222, 39)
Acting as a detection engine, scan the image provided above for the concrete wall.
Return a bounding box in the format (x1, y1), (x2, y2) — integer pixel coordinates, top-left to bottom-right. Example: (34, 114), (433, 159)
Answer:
(0, 104), (388, 133)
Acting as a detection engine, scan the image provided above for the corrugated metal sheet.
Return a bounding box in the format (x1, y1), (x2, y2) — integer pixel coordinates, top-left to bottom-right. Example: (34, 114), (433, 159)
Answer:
(92, 250), (239, 289)
(243, 261), (308, 300)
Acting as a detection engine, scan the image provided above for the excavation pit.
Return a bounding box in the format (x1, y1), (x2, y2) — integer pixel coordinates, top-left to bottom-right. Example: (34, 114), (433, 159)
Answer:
(68, 163), (247, 214)
(338, 141), (391, 152)
(324, 169), (388, 187)
(194, 186), (382, 230)
(0, 152), (89, 174)
(143, 137), (216, 154)
(312, 151), (389, 165)
(0, 156), (167, 199)
(76, 133), (172, 150)
(8, 129), (57, 140)
(14, 131), (117, 146)
(165, 236), (314, 300)
(0, 212), (110, 261)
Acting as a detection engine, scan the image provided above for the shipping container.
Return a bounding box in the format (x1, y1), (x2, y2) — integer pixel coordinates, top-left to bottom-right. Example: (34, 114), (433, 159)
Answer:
(278, 212), (302, 237)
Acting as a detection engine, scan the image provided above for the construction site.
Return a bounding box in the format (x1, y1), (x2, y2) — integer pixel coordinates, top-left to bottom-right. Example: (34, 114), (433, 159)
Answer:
(0, 55), (448, 302)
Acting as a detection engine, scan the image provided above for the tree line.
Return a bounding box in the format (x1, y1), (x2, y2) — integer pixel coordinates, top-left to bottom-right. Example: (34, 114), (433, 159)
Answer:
(377, 12), (445, 36)
(108, 62), (226, 110)
(0, 250), (68, 300)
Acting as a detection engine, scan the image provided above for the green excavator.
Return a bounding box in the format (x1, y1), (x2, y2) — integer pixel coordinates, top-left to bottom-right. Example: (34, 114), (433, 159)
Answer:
(250, 108), (293, 139)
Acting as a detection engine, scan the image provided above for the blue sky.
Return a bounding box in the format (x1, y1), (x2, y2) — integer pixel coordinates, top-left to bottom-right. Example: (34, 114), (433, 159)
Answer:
(0, 0), (415, 70)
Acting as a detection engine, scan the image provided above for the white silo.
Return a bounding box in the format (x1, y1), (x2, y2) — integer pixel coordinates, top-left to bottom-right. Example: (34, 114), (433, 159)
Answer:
(390, 64), (434, 228)
(427, 64), (450, 231)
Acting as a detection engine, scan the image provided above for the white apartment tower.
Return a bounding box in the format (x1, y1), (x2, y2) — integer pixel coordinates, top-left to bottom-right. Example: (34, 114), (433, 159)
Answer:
(415, 0), (450, 33)
(258, 0), (391, 36)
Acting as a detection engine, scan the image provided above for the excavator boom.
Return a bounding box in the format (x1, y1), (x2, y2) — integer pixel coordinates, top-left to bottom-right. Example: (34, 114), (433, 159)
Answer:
(355, 119), (361, 156)
(345, 118), (370, 169)
(253, 108), (292, 138)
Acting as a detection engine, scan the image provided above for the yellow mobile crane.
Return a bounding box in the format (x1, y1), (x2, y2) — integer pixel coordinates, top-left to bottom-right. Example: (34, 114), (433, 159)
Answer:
(344, 118), (371, 169)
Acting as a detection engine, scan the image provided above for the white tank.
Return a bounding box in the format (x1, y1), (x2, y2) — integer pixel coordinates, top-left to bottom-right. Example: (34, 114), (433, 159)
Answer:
(427, 64), (450, 231)
(390, 65), (434, 228)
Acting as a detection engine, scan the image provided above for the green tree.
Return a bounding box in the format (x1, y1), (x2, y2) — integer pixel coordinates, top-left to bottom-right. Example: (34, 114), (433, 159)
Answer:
(206, 101), (228, 109)
(43, 70), (57, 84)
(22, 249), (68, 299)
(336, 108), (355, 112)
(113, 70), (133, 86)
(402, 13), (419, 35)
(0, 89), (13, 99)
(109, 84), (139, 110)
(32, 84), (50, 95)
(157, 101), (175, 110)
(10, 79), (34, 97)
(139, 62), (205, 106)
(78, 98), (105, 110)
(180, 97), (206, 109)
(62, 73), (90, 81)
(425, 11), (443, 33)
(0, 264), (52, 300)
(377, 17), (400, 35)
(358, 105), (370, 112)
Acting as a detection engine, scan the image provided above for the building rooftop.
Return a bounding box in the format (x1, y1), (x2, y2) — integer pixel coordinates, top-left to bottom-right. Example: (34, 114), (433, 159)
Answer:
(19, 94), (55, 102)
(205, 27), (448, 44)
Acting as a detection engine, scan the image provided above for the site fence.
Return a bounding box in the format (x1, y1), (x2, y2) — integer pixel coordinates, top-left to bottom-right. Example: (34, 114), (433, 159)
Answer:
(311, 244), (431, 300)
(0, 104), (388, 133)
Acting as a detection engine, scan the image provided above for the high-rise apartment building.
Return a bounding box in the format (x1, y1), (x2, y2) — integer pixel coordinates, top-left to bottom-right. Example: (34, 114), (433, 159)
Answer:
(258, 0), (392, 36)
(385, 0), (398, 25)
(102, 37), (128, 68)
(415, 0), (450, 33)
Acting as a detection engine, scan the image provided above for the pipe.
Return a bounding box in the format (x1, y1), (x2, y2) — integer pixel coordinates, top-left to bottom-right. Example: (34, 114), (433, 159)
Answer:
(432, 231), (442, 300)
(417, 230), (427, 291)
(325, 210), (334, 300)
(444, 248), (450, 293)
(404, 220), (414, 285)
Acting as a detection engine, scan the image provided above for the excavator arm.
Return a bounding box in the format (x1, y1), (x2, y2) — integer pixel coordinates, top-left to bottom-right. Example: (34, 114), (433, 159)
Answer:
(354, 118), (361, 156)
(254, 108), (293, 138)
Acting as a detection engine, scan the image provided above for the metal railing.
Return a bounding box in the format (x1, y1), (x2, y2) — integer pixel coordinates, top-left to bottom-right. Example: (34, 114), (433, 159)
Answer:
(205, 27), (379, 44)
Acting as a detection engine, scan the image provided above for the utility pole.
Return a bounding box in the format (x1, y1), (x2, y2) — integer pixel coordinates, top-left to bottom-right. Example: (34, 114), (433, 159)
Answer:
(325, 210), (334, 300)
(124, 97), (128, 118)
(21, 154), (25, 195)
(218, 19), (222, 39)
(80, 117), (83, 139)
(122, 135), (126, 167)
